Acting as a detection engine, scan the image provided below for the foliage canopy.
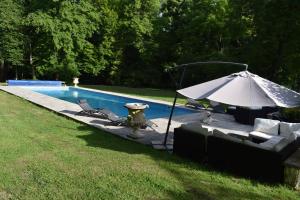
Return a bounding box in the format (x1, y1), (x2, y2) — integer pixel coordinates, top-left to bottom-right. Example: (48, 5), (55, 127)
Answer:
(0, 0), (299, 90)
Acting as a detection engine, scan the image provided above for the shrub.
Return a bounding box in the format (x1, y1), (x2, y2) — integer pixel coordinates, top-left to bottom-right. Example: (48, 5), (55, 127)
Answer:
(282, 108), (300, 123)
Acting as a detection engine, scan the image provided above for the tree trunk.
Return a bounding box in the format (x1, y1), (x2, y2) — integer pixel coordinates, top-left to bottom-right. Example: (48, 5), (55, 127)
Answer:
(0, 60), (4, 82)
(29, 42), (36, 80)
(271, 38), (284, 80)
(15, 66), (18, 80)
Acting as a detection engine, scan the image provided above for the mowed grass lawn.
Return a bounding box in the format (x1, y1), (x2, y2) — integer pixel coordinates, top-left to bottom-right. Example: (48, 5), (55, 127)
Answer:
(81, 85), (188, 104)
(0, 90), (299, 200)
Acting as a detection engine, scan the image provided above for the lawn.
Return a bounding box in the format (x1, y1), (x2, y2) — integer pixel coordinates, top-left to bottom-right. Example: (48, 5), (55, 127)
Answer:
(0, 90), (299, 200)
(80, 85), (188, 105)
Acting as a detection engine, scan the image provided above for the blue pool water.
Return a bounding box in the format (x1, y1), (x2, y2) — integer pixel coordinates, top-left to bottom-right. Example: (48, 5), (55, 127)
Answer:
(29, 87), (196, 119)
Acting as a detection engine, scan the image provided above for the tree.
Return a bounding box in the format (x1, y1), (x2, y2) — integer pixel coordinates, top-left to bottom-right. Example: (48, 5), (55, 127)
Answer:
(0, 0), (25, 80)
(26, 0), (100, 81)
(107, 0), (161, 86)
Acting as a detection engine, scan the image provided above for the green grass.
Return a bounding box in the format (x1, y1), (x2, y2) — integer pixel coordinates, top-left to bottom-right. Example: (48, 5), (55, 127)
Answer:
(0, 91), (299, 200)
(80, 85), (188, 104)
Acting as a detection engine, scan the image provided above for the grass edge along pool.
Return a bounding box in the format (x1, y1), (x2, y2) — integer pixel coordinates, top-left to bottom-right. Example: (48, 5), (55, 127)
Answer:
(29, 87), (196, 119)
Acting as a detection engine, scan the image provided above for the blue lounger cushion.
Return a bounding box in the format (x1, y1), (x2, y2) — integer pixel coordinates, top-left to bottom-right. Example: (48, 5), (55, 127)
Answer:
(7, 80), (63, 86)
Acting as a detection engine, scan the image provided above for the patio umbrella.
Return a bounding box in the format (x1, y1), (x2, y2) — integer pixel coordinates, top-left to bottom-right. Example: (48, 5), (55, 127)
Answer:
(177, 71), (300, 108)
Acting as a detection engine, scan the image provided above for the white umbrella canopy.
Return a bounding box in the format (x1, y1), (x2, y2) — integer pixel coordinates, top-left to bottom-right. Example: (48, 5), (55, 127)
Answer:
(177, 71), (300, 108)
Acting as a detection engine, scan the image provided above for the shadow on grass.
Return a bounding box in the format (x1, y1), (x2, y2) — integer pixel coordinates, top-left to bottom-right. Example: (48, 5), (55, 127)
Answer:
(75, 125), (276, 200)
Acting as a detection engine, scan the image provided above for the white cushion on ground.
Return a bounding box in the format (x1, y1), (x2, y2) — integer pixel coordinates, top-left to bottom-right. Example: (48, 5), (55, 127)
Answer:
(249, 131), (273, 140)
(253, 118), (280, 135)
(259, 136), (284, 150)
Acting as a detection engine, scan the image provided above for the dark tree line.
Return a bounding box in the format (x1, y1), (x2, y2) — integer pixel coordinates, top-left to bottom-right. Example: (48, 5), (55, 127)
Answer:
(0, 0), (299, 90)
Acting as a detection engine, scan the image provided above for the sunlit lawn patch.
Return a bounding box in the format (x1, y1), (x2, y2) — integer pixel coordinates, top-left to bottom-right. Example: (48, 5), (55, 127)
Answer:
(0, 91), (299, 199)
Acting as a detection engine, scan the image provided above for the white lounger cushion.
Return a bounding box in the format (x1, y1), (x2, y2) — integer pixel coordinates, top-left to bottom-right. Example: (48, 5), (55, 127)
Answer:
(253, 118), (280, 135)
(280, 122), (300, 138)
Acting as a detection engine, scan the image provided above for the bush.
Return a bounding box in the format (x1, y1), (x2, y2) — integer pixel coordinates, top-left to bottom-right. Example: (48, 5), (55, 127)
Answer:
(282, 108), (300, 123)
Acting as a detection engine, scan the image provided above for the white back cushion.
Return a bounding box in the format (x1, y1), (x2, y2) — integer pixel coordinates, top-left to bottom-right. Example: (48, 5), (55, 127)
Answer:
(291, 123), (300, 132)
(280, 122), (300, 138)
(253, 118), (280, 135)
(279, 122), (293, 138)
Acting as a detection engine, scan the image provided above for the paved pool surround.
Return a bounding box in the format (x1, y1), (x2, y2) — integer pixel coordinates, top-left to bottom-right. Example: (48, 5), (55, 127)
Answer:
(0, 86), (202, 147)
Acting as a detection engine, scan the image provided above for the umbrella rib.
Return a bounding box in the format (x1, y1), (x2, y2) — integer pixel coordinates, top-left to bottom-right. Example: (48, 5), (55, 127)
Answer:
(206, 78), (236, 100)
(251, 76), (278, 107)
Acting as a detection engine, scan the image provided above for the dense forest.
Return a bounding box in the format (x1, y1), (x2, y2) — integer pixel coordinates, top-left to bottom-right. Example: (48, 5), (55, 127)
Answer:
(0, 0), (299, 90)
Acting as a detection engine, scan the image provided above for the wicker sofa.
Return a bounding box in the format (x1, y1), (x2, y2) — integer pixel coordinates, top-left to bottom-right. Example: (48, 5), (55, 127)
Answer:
(173, 123), (212, 162)
(173, 119), (300, 182)
(207, 130), (299, 182)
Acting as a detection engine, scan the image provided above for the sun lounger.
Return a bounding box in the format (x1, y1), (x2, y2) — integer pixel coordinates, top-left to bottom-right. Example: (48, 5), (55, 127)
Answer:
(185, 98), (204, 109)
(100, 108), (158, 128)
(77, 99), (106, 117)
(99, 108), (128, 126)
(77, 99), (157, 129)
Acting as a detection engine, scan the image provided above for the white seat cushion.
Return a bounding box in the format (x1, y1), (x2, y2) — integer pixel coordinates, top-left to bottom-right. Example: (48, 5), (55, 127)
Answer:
(250, 131), (274, 140)
(274, 132), (298, 152)
(253, 118), (280, 135)
(213, 129), (242, 143)
(243, 140), (261, 148)
(259, 136), (284, 150)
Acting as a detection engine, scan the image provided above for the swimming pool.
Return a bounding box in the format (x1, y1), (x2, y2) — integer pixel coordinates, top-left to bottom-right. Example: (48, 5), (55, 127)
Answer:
(28, 87), (196, 119)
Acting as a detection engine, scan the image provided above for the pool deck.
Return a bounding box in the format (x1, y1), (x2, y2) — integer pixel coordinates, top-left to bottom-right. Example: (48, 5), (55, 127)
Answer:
(0, 86), (204, 149)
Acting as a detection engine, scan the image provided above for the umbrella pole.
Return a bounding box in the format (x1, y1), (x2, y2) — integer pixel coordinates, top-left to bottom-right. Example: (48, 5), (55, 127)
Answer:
(163, 67), (186, 147)
(163, 92), (178, 146)
(161, 61), (249, 148)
